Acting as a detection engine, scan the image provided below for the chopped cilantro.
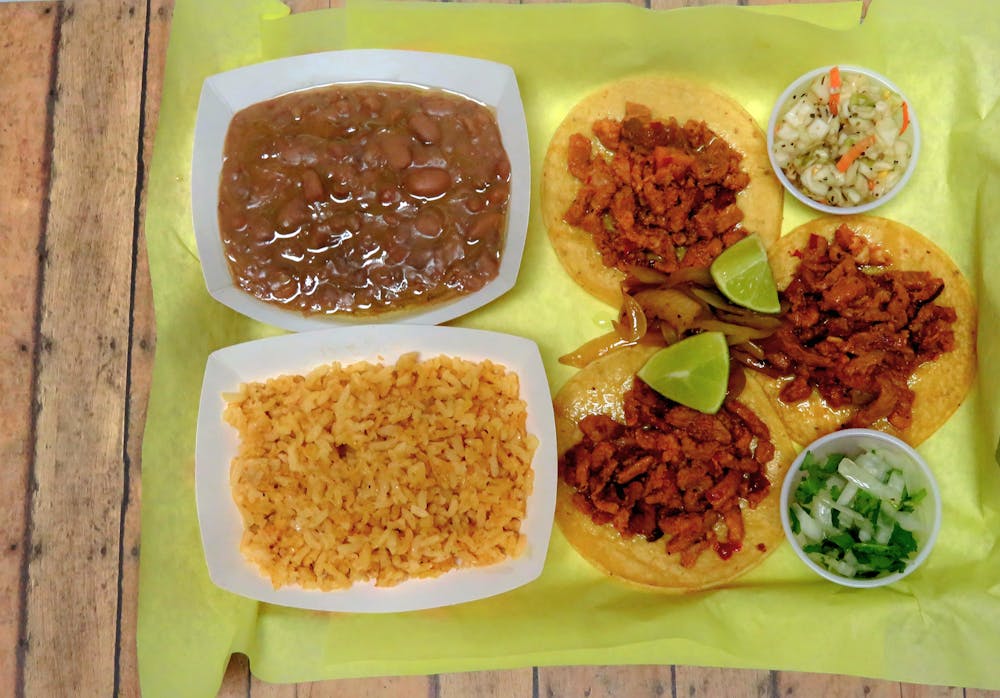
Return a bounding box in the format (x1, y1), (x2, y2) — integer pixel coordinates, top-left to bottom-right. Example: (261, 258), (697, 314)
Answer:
(795, 476), (822, 505)
(788, 448), (930, 581)
(899, 488), (927, 513)
(852, 490), (881, 523)
(889, 523), (918, 555)
(829, 532), (855, 551)
(796, 452), (848, 504)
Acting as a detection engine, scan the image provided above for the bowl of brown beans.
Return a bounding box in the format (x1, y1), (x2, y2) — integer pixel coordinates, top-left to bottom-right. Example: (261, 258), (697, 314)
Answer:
(192, 49), (530, 330)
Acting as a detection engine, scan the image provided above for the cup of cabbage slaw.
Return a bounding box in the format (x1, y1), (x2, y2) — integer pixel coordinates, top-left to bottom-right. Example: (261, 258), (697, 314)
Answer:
(779, 429), (941, 588)
(767, 65), (920, 215)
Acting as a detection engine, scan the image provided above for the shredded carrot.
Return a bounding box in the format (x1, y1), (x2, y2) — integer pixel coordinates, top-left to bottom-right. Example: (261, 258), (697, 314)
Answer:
(829, 66), (842, 116)
(900, 101), (910, 135)
(836, 135), (876, 173)
(867, 177), (877, 192)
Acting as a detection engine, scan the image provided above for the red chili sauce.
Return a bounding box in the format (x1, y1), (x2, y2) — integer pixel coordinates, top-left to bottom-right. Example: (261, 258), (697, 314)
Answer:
(217, 83), (512, 316)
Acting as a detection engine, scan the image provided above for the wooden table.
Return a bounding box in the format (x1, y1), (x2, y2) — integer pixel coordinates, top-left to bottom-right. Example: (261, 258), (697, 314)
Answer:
(1, 0), (994, 695)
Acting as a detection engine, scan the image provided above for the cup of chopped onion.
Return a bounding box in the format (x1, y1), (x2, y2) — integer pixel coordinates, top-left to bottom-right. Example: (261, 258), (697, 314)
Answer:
(779, 429), (941, 588)
(767, 65), (919, 214)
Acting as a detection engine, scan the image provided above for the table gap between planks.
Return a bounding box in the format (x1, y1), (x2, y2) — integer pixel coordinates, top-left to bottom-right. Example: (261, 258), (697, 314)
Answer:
(0, 0), (989, 696)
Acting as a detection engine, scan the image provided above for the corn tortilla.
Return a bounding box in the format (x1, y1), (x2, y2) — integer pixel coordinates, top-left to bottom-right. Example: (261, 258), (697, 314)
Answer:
(553, 345), (795, 591)
(749, 215), (977, 446)
(542, 76), (784, 306)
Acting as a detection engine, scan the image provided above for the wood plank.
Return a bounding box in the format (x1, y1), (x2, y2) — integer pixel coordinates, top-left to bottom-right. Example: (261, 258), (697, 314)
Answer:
(776, 672), (903, 698)
(675, 666), (772, 697)
(286, 0), (335, 11)
(439, 668), (534, 696)
(0, 5), (61, 698)
(251, 673), (431, 697)
(651, 0), (739, 8)
(521, 0), (648, 6)
(115, 0), (172, 694)
(219, 653), (251, 698)
(967, 689), (1000, 698)
(538, 665), (674, 696)
(20, 0), (147, 695)
(901, 684), (964, 698)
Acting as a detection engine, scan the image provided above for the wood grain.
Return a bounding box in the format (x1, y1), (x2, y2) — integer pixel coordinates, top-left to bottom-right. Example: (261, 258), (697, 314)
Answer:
(675, 667), (773, 697)
(2, 0), (997, 696)
(440, 668), (534, 696)
(539, 665), (674, 697)
(777, 673), (912, 698)
(250, 672), (432, 697)
(116, 0), (171, 695)
(18, 0), (147, 695)
(0, 6), (60, 698)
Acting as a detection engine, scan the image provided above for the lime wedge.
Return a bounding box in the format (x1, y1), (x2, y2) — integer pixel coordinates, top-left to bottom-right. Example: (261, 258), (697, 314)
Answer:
(710, 234), (781, 314)
(636, 332), (729, 414)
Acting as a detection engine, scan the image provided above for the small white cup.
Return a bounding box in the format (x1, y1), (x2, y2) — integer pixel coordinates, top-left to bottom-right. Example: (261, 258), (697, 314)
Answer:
(767, 65), (920, 215)
(780, 429), (941, 588)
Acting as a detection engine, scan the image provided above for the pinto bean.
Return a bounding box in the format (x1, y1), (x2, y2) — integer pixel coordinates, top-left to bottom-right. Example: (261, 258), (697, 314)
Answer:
(314, 285), (354, 313)
(361, 93), (383, 116)
(246, 217), (274, 244)
(334, 212), (361, 234)
(300, 169), (325, 202)
(267, 268), (299, 300)
(468, 212), (503, 242)
(421, 96), (457, 117)
(408, 112), (442, 144)
(436, 236), (466, 267)
(368, 264), (404, 293)
(495, 156), (511, 181)
(248, 169), (288, 206)
(378, 187), (401, 207)
(329, 164), (356, 199)
(464, 194), (485, 213)
(414, 208), (444, 238)
(406, 246), (434, 273)
(379, 132), (412, 170)
(334, 97), (353, 118)
(403, 167), (451, 199)
(407, 143), (437, 168)
(476, 251), (500, 279)
(276, 197), (309, 230)
(384, 243), (409, 266)
(361, 143), (381, 168)
(274, 134), (322, 167)
(307, 223), (333, 251)
(327, 142), (349, 160)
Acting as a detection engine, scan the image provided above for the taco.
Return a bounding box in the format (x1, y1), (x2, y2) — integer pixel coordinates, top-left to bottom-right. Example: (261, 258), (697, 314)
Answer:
(542, 76), (783, 306)
(745, 215), (977, 446)
(553, 345), (795, 591)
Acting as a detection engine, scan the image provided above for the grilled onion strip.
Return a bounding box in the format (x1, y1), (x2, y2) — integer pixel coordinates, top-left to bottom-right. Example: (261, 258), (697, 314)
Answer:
(558, 269), (784, 368)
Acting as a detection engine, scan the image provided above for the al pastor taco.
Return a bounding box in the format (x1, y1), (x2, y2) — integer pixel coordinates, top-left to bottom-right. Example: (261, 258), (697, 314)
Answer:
(542, 76), (783, 306)
(743, 215), (977, 446)
(554, 345), (795, 591)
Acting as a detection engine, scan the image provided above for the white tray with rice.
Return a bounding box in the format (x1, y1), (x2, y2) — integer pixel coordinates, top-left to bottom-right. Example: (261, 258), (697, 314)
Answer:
(194, 325), (557, 613)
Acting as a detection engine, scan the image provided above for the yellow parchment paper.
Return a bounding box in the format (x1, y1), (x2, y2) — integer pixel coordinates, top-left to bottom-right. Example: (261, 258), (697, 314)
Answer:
(137, 1), (1000, 695)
